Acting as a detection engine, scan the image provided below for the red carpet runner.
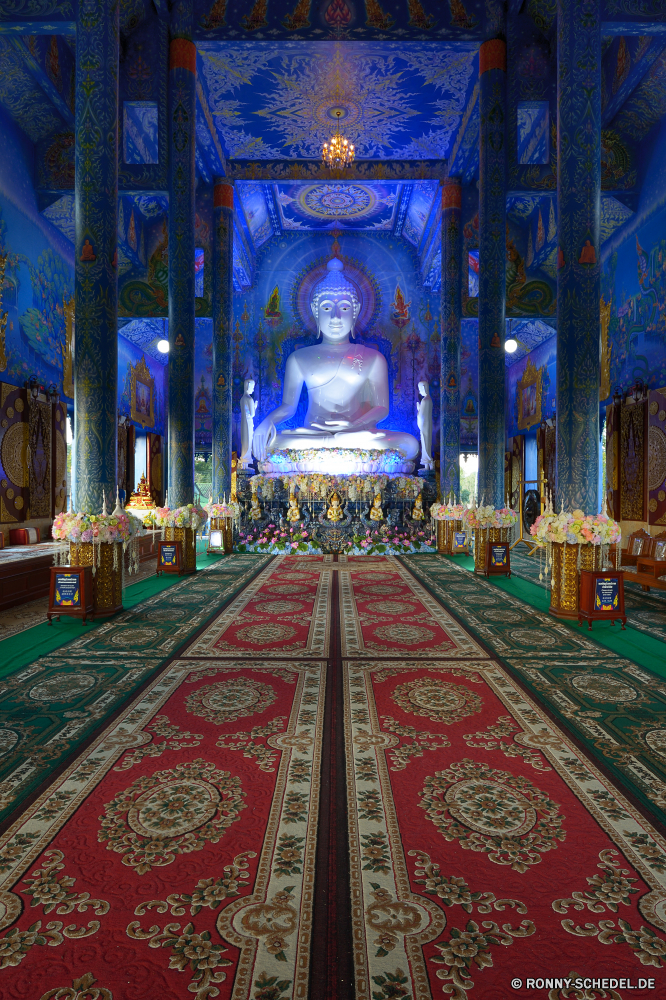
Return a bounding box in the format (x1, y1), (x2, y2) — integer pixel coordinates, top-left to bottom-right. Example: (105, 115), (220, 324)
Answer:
(342, 557), (666, 998)
(1, 555), (665, 998)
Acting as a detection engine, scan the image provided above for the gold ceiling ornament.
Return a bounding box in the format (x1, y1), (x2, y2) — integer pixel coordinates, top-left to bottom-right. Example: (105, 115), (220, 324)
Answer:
(0, 251), (8, 373)
(322, 78), (355, 174)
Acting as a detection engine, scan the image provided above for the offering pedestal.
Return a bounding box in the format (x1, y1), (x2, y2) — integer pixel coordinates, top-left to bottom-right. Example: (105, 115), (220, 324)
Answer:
(69, 542), (123, 617)
(209, 517), (233, 555)
(549, 542), (600, 619)
(165, 527), (197, 573)
(474, 528), (510, 574)
(437, 520), (464, 555)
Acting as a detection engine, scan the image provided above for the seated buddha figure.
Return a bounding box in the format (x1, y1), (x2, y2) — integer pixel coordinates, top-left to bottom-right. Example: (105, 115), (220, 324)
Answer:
(252, 258), (419, 470)
(326, 492), (344, 522)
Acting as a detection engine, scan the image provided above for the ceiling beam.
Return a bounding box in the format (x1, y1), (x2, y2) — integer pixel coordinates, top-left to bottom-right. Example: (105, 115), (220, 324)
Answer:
(226, 160), (448, 182)
(444, 81), (479, 180)
(10, 36), (74, 127)
(602, 38), (666, 126)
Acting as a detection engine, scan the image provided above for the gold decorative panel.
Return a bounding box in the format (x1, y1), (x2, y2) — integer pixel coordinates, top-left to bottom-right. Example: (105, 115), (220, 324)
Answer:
(620, 401), (645, 522)
(130, 355), (155, 429)
(1, 421), (29, 488)
(599, 296), (611, 400)
(517, 357), (543, 431)
(28, 398), (52, 519)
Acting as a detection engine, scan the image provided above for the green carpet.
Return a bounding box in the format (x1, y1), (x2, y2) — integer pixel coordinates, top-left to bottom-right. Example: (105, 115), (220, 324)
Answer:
(401, 552), (666, 830)
(0, 553), (272, 826)
(0, 549), (229, 682)
(445, 552), (666, 676)
(509, 547), (666, 649)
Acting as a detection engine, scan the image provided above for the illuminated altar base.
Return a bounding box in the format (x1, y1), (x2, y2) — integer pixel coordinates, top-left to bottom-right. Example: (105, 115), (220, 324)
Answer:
(257, 448), (415, 476)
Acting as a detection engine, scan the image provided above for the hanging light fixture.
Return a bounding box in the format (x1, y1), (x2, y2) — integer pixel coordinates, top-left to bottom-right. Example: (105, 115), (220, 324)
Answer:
(322, 109), (355, 171)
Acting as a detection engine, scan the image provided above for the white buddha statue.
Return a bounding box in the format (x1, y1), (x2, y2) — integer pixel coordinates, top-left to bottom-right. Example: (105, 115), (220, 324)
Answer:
(252, 257), (419, 472)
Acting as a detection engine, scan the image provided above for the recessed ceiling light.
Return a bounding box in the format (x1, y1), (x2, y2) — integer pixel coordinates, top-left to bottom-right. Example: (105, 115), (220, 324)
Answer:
(157, 339), (169, 353)
(504, 338), (518, 354)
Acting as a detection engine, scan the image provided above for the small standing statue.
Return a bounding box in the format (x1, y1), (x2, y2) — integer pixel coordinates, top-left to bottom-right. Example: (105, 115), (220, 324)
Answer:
(326, 492), (344, 522)
(286, 487), (301, 522)
(239, 379), (256, 470)
(411, 493), (425, 520)
(369, 493), (384, 521)
(416, 380), (434, 471)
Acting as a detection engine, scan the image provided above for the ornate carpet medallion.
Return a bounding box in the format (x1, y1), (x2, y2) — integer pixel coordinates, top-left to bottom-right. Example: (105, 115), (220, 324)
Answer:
(391, 676), (483, 724)
(339, 557), (487, 659)
(401, 553), (666, 827)
(0, 657), (325, 998)
(98, 760), (245, 873)
(186, 678), (277, 724)
(186, 555), (331, 659)
(344, 659), (666, 999)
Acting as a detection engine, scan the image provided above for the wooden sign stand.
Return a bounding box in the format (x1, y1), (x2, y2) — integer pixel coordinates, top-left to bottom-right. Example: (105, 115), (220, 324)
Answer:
(484, 541), (511, 577)
(157, 539), (184, 576)
(578, 569), (626, 630)
(47, 566), (94, 625)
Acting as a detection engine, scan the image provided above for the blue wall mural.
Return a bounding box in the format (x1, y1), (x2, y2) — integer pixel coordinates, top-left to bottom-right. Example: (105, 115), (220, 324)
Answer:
(0, 106), (74, 394)
(505, 334), (556, 440)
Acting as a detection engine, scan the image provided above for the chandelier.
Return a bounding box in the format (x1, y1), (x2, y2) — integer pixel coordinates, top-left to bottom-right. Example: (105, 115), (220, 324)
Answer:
(322, 109), (355, 171)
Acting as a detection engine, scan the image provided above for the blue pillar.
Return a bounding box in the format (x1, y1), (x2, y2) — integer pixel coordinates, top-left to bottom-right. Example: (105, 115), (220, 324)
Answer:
(167, 33), (196, 507)
(73, 0), (118, 513)
(477, 39), (507, 508)
(556, 0), (601, 513)
(440, 178), (462, 500)
(211, 178), (234, 502)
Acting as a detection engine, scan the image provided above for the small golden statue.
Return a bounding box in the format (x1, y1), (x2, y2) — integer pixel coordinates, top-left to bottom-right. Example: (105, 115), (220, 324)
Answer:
(411, 493), (425, 520)
(369, 493), (384, 521)
(326, 492), (344, 522)
(286, 489), (301, 522)
(249, 495), (263, 520)
(126, 472), (156, 511)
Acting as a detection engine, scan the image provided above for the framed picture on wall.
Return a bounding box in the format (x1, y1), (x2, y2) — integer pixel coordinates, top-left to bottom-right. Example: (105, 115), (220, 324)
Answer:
(130, 355), (155, 428)
(517, 357), (543, 431)
(654, 540), (666, 562)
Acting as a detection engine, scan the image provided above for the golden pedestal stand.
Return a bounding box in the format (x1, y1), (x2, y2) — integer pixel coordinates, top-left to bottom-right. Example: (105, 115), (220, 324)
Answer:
(209, 517), (233, 555)
(549, 542), (600, 619)
(474, 528), (511, 574)
(70, 542), (123, 616)
(437, 520), (464, 554)
(164, 527), (197, 573)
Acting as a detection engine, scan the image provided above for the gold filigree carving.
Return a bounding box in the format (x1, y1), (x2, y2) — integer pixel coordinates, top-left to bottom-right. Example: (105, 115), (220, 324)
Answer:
(1, 421), (29, 487)
(130, 355), (155, 429)
(648, 424), (666, 493)
(600, 296), (611, 400)
(621, 402), (646, 521)
(61, 296), (74, 398)
(517, 357), (543, 432)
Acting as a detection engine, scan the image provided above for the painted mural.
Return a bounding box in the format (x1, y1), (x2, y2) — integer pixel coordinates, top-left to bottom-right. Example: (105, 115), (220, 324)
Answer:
(197, 41), (478, 160)
(231, 229), (441, 456)
(0, 107), (74, 397)
(506, 333), (556, 440)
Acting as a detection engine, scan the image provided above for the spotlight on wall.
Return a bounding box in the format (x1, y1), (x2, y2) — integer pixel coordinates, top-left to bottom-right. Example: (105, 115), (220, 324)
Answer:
(157, 339), (169, 354)
(504, 338), (518, 354)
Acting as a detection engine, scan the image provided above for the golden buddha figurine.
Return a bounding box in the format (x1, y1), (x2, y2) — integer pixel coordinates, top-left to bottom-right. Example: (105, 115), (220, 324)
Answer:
(126, 472), (156, 511)
(411, 493), (425, 520)
(286, 489), (301, 522)
(249, 495), (263, 520)
(369, 493), (384, 521)
(326, 492), (344, 522)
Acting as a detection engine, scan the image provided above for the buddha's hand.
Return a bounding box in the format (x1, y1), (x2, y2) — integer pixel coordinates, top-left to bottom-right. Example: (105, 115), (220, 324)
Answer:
(252, 419), (277, 461)
(310, 419), (351, 430)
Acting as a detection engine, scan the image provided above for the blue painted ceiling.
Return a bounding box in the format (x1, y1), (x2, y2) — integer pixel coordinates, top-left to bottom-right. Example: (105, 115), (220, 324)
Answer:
(197, 41), (478, 160)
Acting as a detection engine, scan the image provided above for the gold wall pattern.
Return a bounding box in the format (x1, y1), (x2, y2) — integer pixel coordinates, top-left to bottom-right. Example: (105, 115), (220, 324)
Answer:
(0, 384), (30, 523)
(28, 398), (52, 519)
(620, 400), (646, 522)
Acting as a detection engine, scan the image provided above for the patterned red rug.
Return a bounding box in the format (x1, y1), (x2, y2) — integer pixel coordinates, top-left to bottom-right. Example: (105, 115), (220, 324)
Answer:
(342, 557), (666, 999)
(0, 553), (329, 999)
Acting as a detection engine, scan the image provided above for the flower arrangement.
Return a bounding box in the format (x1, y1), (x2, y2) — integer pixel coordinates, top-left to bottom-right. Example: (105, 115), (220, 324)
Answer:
(530, 510), (621, 547)
(207, 502), (235, 518)
(247, 472), (423, 501)
(462, 505), (518, 530)
(52, 510), (135, 545)
(429, 502), (466, 521)
(149, 504), (208, 530)
(350, 526), (436, 555)
(237, 523), (315, 554)
(258, 447), (414, 475)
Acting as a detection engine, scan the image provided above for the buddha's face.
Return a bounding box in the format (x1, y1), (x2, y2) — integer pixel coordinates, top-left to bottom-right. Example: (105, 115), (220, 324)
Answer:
(315, 294), (355, 343)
